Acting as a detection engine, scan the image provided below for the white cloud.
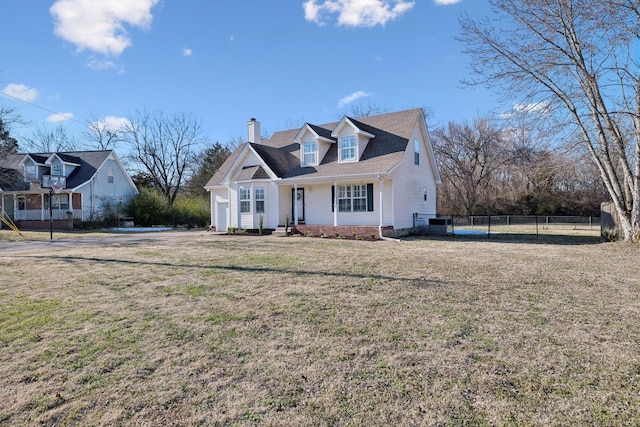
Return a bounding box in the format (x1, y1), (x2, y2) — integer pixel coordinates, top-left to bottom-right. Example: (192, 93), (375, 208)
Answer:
(433, 0), (462, 5)
(303, 0), (415, 27)
(182, 48), (193, 57)
(101, 116), (129, 130)
(338, 90), (371, 107)
(2, 83), (38, 102)
(50, 0), (159, 56)
(513, 101), (551, 115)
(46, 112), (74, 123)
(87, 58), (118, 70)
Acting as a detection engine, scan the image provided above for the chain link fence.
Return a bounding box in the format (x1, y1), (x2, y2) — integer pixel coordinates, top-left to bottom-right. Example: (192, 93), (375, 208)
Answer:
(413, 214), (601, 240)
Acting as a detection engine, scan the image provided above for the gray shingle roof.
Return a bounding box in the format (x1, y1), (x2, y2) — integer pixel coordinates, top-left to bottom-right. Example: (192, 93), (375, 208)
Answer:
(205, 108), (423, 186)
(1, 150), (113, 191)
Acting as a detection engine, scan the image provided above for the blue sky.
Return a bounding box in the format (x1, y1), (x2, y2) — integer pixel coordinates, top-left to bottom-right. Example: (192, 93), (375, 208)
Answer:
(0, 0), (503, 149)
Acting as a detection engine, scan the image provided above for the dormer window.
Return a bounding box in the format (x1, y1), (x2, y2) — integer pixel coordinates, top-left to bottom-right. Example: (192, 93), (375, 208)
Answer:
(302, 142), (317, 166)
(25, 164), (37, 181)
(52, 163), (62, 176)
(340, 136), (356, 162)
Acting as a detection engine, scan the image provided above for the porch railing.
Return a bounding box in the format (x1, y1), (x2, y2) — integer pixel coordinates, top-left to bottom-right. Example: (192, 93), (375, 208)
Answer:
(13, 209), (82, 221)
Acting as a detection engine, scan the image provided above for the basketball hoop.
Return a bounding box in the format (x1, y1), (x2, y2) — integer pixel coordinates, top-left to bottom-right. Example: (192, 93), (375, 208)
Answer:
(51, 184), (63, 194)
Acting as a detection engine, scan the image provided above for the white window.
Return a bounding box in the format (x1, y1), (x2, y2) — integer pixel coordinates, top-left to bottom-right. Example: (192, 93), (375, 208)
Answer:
(25, 165), (37, 181)
(302, 142), (317, 166)
(255, 187), (265, 213)
(414, 139), (420, 165)
(16, 196), (26, 211)
(240, 187), (251, 213)
(52, 163), (62, 176)
(46, 193), (69, 210)
(108, 168), (114, 184)
(352, 184), (367, 212)
(340, 136), (356, 162)
(337, 184), (369, 212)
(338, 185), (351, 212)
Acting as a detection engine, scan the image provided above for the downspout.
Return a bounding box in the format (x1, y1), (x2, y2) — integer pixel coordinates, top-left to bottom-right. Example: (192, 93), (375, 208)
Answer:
(377, 176), (400, 242)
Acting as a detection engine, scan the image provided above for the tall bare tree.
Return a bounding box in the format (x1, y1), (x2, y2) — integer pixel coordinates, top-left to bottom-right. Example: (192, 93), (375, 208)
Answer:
(433, 116), (511, 215)
(21, 125), (78, 152)
(121, 110), (209, 206)
(459, 0), (640, 241)
(83, 112), (122, 150)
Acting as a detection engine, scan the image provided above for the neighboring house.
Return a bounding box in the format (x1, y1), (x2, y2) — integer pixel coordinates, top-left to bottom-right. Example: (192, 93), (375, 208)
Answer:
(205, 108), (441, 237)
(0, 150), (138, 229)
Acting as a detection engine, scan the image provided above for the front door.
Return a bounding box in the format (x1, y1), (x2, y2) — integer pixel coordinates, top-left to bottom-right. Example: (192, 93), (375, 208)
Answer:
(291, 188), (305, 223)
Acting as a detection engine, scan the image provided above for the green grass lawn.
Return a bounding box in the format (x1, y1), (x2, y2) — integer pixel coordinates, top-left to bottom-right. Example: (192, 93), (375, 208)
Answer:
(0, 231), (638, 426)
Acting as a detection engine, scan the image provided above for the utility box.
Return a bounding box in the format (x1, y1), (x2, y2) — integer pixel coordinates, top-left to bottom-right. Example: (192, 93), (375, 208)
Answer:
(429, 217), (452, 235)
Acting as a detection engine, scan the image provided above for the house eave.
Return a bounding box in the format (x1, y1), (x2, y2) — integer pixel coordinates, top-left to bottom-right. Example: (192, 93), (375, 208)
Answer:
(280, 172), (390, 184)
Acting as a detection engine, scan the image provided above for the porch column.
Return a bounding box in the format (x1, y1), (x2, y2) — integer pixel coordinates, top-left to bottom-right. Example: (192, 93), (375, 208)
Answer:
(378, 177), (384, 229)
(41, 193), (45, 221)
(236, 184), (241, 229)
(293, 184), (298, 226)
(333, 181), (338, 226)
(213, 198), (218, 229)
(391, 180), (395, 226)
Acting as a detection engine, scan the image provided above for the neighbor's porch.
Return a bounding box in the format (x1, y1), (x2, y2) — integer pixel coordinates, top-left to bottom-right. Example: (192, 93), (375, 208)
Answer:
(2, 192), (83, 222)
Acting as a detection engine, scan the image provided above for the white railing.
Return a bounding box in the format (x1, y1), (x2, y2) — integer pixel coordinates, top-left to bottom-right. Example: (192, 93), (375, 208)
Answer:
(14, 209), (82, 221)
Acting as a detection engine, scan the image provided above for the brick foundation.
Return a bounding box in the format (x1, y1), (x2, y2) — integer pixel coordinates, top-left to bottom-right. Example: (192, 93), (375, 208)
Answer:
(291, 225), (392, 240)
(14, 220), (73, 230)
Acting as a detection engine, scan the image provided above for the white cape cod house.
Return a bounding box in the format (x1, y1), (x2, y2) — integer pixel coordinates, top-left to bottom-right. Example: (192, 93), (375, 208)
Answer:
(0, 150), (138, 230)
(205, 108), (441, 237)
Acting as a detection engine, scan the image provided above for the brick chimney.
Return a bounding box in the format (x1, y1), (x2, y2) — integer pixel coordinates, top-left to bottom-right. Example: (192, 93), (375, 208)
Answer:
(247, 118), (261, 144)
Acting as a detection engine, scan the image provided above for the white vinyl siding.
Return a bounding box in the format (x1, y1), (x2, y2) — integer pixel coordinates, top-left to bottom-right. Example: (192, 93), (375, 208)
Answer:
(389, 124), (437, 229)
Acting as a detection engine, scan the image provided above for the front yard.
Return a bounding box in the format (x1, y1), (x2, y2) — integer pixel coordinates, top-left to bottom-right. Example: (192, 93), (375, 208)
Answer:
(0, 231), (638, 425)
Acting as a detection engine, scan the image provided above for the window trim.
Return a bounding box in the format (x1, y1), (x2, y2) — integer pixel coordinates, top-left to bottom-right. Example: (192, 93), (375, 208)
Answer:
(339, 136), (356, 162)
(239, 187), (251, 214)
(334, 183), (374, 213)
(255, 187), (265, 214)
(414, 139), (420, 166)
(302, 142), (318, 166)
(52, 163), (63, 176)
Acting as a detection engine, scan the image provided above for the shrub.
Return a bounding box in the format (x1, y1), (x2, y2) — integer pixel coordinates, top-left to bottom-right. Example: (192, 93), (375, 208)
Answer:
(127, 188), (170, 226)
(171, 195), (209, 228)
(601, 228), (620, 242)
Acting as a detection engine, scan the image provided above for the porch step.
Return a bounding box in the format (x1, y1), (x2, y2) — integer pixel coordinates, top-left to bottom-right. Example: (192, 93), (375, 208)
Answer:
(273, 226), (290, 236)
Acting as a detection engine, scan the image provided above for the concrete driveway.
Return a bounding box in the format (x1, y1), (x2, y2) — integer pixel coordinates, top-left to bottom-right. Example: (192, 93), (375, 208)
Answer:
(0, 230), (212, 255)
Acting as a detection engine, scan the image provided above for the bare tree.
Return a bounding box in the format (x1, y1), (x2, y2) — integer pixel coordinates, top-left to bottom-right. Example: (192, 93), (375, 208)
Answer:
(459, 0), (640, 241)
(83, 112), (122, 150)
(121, 110), (209, 206)
(433, 116), (512, 215)
(346, 103), (388, 119)
(21, 125), (78, 152)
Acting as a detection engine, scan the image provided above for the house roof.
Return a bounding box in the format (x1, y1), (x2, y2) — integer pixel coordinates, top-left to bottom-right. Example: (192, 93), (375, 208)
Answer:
(1, 150), (115, 191)
(205, 108), (426, 187)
